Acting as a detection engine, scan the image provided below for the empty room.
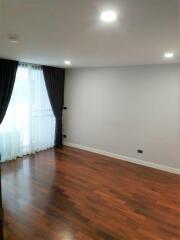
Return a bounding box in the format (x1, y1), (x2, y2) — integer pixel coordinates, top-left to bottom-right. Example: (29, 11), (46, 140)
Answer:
(0, 0), (180, 239)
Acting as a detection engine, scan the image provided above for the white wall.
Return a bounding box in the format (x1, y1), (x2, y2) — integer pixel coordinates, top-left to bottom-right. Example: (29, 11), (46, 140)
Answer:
(64, 64), (180, 171)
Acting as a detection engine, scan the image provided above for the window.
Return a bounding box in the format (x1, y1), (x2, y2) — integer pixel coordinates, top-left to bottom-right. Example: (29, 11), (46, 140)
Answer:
(0, 63), (55, 162)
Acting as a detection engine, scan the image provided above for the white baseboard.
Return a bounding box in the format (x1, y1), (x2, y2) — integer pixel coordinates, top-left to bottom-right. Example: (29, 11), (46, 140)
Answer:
(64, 142), (180, 175)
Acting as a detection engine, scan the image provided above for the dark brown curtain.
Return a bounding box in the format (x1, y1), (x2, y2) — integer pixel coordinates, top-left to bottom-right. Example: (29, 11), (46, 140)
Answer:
(0, 59), (18, 123)
(43, 66), (65, 147)
(0, 58), (18, 240)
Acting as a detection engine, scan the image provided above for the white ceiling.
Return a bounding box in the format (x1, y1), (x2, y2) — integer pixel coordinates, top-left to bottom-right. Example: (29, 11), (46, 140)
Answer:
(0, 0), (180, 67)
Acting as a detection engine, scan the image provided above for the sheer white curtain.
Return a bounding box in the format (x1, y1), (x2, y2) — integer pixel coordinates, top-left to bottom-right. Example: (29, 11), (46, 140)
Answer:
(0, 63), (55, 162)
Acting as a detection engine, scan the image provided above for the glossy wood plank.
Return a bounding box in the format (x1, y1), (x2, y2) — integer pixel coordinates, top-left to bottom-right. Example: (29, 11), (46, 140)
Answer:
(2, 146), (180, 240)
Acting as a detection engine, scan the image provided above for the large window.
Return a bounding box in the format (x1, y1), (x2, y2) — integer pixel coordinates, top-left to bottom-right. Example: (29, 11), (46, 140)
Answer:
(0, 63), (55, 162)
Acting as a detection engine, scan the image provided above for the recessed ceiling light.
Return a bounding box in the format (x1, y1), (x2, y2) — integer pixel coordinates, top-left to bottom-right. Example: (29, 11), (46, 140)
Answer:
(100, 10), (117, 23)
(64, 60), (71, 65)
(8, 34), (19, 44)
(164, 52), (174, 59)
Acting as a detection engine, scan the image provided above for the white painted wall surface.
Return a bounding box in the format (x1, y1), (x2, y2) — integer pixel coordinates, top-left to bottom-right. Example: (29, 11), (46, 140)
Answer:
(64, 64), (180, 171)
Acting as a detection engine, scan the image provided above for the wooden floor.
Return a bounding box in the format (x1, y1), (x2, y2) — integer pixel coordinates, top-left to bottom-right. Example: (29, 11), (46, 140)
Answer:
(2, 147), (180, 240)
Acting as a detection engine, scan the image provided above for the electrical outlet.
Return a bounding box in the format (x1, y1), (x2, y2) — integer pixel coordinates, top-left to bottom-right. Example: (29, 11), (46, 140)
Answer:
(137, 149), (143, 154)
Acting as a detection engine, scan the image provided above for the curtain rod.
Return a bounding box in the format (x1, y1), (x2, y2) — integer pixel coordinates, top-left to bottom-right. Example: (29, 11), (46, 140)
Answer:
(0, 57), (65, 70)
